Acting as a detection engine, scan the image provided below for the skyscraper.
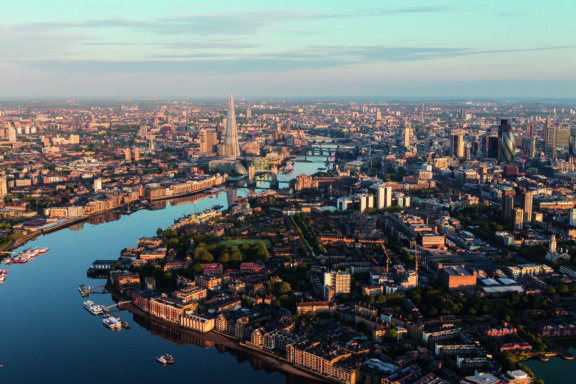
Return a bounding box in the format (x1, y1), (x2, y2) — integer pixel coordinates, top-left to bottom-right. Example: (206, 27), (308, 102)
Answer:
(512, 208), (524, 230)
(376, 109), (382, 121)
(544, 118), (556, 159)
(499, 119), (515, 163)
(526, 123), (533, 138)
(403, 122), (411, 148)
(503, 195), (514, 219)
(220, 93), (240, 157)
(452, 132), (464, 158)
(522, 191), (533, 224)
(199, 130), (218, 154)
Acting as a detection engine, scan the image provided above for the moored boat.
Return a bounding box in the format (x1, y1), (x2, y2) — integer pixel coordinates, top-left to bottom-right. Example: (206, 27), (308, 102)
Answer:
(156, 356), (167, 365)
(164, 354), (174, 365)
(83, 300), (103, 316)
(121, 321), (131, 329)
(103, 316), (121, 330)
(0, 269), (7, 283)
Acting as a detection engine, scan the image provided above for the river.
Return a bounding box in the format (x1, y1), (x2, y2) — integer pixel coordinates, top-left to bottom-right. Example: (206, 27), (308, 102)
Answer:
(0, 154), (330, 384)
(525, 348), (576, 383)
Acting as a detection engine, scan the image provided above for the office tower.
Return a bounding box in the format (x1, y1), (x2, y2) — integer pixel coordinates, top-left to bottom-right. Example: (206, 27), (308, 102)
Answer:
(556, 127), (570, 147)
(488, 137), (499, 159)
(452, 132), (464, 158)
(522, 191), (533, 224)
(94, 178), (103, 192)
(464, 144), (471, 159)
(124, 148), (131, 162)
(512, 208), (524, 230)
(544, 118), (556, 159)
(7, 126), (16, 143)
(403, 122), (411, 148)
(499, 119), (515, 163)
(133, 147), (140, 161)
(199, 130), (218, 154)
(220, 93), (240, 157)
(0, 177), (7, 197)
(526, 123), (533, 138)
(522, 137), (536, 160)
(246, 107), (251, 118)
(502, 195), (514, 219)
(376, 109), (382, 121)
(570, 208), (576, 227)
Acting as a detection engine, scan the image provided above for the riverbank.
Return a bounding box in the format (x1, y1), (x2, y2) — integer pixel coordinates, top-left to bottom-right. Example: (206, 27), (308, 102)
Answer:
(114, 295), (327, 383)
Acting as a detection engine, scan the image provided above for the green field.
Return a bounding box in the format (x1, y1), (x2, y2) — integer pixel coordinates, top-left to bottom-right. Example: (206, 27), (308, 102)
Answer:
(219, 239), (271, 248)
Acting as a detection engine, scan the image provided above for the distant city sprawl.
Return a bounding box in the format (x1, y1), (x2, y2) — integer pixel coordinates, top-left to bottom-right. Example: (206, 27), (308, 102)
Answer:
(3, 97), (576, 384)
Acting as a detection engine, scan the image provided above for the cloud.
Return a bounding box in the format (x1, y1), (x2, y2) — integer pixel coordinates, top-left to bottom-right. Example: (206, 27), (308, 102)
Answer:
(11, 45), (572, 76)
(3, 6), (452, 36)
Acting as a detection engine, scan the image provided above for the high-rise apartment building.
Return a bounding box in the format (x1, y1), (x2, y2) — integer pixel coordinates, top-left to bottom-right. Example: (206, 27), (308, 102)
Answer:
(94, 178), (103, 192)
(324, 271), (351, 299)
(376, 109), (382, 121)
(570, 208), (576, 227)
(7, 126), (16, 143)
(377, 185), (393, 209)
(133, 147), (140, 161)
(403, 122), (411, 148)
(503, 195), (514, 219)
(0, 177), (7, 198)
(124, 148), (131, 162)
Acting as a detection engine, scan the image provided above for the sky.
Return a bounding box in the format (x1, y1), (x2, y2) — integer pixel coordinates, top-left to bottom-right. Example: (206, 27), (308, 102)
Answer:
(1, 0), (575, 99)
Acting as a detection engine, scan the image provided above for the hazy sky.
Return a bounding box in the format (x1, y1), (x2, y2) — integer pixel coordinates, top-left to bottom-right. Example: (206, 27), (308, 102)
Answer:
(1, 0), (575, 98)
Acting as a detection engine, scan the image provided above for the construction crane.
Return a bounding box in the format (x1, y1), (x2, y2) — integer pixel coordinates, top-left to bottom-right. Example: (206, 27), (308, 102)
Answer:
(380, 241), (391, 274)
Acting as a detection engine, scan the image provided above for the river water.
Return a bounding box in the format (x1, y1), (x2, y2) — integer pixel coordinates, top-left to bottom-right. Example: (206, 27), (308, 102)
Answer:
(524, 347), (576, 383)
(0, 155), (330, 384)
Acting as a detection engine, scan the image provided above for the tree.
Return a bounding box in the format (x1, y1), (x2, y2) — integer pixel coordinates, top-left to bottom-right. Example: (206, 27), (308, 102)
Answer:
(156, 227), (163, 237)
(218, 253), (230, 263)
(377, 295), (386, 304)
(558, 284), (569, 295)
(193, 263), (203, 274)
(446, 359), (458, 371)
(385, 329), (398, 342)
(544, 287), (556, 295)
(279, 282), (291, 295)
(194, 247), (213, 262)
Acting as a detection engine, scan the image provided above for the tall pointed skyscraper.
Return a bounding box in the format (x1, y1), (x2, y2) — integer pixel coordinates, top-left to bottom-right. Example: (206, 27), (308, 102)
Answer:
(220, 93), (240, 157)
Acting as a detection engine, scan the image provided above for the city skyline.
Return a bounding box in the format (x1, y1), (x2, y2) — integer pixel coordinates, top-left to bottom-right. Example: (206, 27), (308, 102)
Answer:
(0, 0), (575, 98)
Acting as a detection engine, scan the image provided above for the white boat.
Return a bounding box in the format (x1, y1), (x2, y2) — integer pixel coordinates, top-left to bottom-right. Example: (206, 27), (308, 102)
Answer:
(156, 355), (167, 365)
(207, 187), (225, 194)
(83, 300), (103, 316)
(103, 316), (121, 330)
(0, 269), (6, 283)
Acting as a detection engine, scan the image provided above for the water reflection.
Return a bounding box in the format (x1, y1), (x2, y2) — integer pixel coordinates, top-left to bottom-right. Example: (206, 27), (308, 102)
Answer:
(131, 311), (326, 384)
